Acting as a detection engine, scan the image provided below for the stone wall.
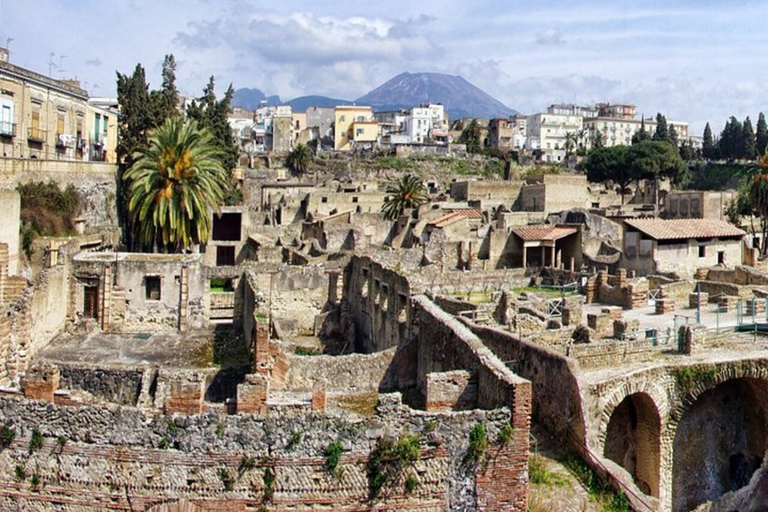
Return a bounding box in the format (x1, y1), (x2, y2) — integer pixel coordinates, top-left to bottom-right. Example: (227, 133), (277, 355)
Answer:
(459, 321), (585, 444)
(345, 255), (412, 353)
(0, 189), (20, 275)
(0, 159), (118, 229)
(279, 347), (398, 393)
(566, 339), (657, 370)
(0, 394), (522, 511)
(56, 364), (146, 405)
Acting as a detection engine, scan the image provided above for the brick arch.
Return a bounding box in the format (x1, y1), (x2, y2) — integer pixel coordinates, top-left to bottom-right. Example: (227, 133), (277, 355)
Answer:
(597, 376), (671, 448)
(667, 363), (768, 430)
(146, 500), (202, 512)
(603, 392), (662, 497)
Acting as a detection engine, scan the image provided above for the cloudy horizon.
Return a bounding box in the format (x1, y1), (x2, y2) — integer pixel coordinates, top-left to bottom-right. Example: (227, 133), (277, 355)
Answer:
(4, 0), (765, 134)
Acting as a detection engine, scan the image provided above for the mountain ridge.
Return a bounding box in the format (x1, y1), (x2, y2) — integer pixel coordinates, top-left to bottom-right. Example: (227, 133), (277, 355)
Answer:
(231, 72), (516, 119)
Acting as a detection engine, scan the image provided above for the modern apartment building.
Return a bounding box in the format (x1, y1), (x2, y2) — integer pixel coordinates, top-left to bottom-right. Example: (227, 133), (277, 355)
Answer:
(334, 106), (377, 151)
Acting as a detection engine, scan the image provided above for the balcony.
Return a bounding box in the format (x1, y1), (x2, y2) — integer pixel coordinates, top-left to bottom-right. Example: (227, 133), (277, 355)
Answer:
(56, 133), (74, 148)
(0, 121), (15, 138)
(27, 127), (46, 143)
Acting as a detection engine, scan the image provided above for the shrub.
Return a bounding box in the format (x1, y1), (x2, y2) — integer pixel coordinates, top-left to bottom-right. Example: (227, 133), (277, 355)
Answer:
(529, 454), (565, 486)
(263, 466), (276, 503)
(465, 423), (487, 466)
(498, 423), (514, 445)
(287, 430), (302, 449)
(294, 346), (321, 356)
(238, 455), (256, 476)
(219, 468), (233, 491)
(0, 425), (15, 447)
(14, 464), (26, 482)
(366, 434), (422, 500)
(404, 474), (418, 494)
(17, 181), (80, 257)
(325, 440), (343, 475)
(30, 471), (41, 490)
(28, 428), (43, 454)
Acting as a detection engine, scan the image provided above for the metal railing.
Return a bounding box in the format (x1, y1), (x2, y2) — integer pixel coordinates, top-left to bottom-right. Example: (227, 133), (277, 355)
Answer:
(0, 121), (15, 137)
(27, 126), (46, 142)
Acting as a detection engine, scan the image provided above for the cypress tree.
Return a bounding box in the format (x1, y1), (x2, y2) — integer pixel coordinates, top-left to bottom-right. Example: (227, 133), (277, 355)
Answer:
(652, 113), (669, 142)
(703, 122), (716, 159)
(757, 112), (768, 156)
(742, 116), (757, 160)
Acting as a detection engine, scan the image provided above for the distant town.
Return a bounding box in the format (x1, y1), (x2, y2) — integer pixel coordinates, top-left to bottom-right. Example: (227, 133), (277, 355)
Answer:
(1, 45), (768, 512)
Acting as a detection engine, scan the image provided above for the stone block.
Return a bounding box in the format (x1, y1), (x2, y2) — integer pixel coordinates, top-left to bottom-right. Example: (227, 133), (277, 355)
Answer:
(24, 365), (60, 402)
(655, 298), (675, 314)
(587, 313), (612, 334)
(311, 382), (326, 412)
(424, 370), (477, 412)
(164, 379), (204, 415)
(689, 292), (709, 309)
(237, 373), (269, 416)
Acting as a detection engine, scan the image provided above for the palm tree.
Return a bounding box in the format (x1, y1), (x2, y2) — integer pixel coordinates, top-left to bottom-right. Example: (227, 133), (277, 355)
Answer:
(286, 143), (312, 175)
(381, 174), (429, 221)
(124, 117), (229, 251)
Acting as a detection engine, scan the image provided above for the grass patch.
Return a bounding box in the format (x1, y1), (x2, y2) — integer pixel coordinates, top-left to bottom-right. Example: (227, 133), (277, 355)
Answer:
(529, 454), (566, 486)
(287, 430), (302, 450)
(294, 346), (322, 356)
(0, 425), (15, 447)
(675, 365), (718, 390)
(377, 156), (414, 171)
(564, 454), (631, 512)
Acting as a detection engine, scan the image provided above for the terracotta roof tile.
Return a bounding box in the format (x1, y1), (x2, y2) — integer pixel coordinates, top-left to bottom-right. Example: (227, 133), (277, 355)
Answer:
(512, 226), (578, 241)
(427, 209), (483, 228)
(624, 218), (746, 240)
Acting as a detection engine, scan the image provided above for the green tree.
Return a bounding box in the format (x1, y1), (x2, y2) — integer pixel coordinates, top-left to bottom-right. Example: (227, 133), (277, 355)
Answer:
(742, 116), (757, 160)
(652, 113), (669, 142)
(186, 77), (241, 203)
(585, 145), (632, 203)
(632, 118), (651, 144)
(459, 119), (481, 154)
(702, 122), (718, 160)
(381, 174), (429, 220)
(150, 54), (179, 122)
(748, 150), (768, 255)
(124, 117), (229, 251)
(590, 130), (605, 150)
(757, 113), (768, 157)
(719, 117), (743, 161)
(627, 140), (688, 213)
(286, 143), (312, 175)
(668, 124), (679, 147)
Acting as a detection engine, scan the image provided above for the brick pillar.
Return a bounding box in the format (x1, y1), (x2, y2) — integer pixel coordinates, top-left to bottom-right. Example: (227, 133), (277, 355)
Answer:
(679, 324), (706, 355)
(164, 378), (204, 415)
(179, 264), (189, 332)
(615, 268), (627, 288)
(254, 321), (270, 374)
(476, 380), (531, 511)
(24, 366), (60, 402)
(311, 382), (327, 412)
(237, 374), (269, 416)
(100, 264), (112, 331)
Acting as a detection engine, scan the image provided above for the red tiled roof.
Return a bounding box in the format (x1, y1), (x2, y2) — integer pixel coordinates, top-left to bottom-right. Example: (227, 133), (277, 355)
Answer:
(428, 209), (483, 228)
(512, 226), (578, 241)
(624, 218), (746, 240)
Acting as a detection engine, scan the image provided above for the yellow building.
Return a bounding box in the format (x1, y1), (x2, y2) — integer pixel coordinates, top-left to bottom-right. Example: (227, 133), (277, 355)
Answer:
(0, 48), (117, 162)
(334, 106), (377, 151)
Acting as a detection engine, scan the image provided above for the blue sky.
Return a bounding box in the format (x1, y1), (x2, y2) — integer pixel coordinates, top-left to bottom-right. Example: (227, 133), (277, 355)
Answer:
(3, 0), (765, 133)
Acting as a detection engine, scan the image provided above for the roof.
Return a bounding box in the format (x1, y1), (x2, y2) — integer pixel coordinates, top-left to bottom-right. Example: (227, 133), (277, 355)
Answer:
(624, 218), (746, 240)
(427, 209), (482, 228)
(512, 226), (578, 242)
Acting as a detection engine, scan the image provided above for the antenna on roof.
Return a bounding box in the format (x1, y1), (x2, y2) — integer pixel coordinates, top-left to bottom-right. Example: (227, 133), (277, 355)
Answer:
(47, 52), (56, 77)
(57, 55), (67, 78)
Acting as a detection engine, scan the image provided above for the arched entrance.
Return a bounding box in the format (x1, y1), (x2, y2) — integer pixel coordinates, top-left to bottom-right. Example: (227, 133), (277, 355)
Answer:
(604, 392), (661, 497)
(672, 378), (768, 512)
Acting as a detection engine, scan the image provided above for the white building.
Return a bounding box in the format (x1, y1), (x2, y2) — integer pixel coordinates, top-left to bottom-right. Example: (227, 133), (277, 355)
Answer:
(526, 113), (583, 162)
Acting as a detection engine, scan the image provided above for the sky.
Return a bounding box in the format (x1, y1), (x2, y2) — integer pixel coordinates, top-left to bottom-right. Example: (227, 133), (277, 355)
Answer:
(3, 0), (766, 134)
